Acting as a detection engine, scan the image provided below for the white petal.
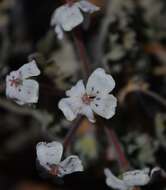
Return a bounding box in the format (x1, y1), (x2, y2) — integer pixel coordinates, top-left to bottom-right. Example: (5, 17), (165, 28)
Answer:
(36, 141), (63, 171)
(58, 97), (82, 121)
(51, 4), (83, 32)
(61, 5), (83, 31)
(123, 168), (150, 187)
(58, 155), (83, 177)
(55, 25), (64, 40)
(91, 94), (117, 119)
(15, 79), (39, 105)
(104, 169), (127, 190)
(19, 60), (40, 79)
(66, 80), (85, 98)
(80, 105), (95, 123)
(86, 68), (115, 96)
(76, 0), (100, 13)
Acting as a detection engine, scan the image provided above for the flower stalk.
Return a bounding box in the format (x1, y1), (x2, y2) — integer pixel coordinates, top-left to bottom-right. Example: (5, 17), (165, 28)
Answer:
(105, 127), (129, 171)
(63, 116), (83, 150)
(72, 29), (91, 80)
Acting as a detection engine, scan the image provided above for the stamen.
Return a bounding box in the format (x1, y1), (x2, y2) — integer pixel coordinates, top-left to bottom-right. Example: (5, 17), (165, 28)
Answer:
(9, 78), (22, 88)
(49, 165), (59, 176)
(66, 0), (74, 6)
(82, 93), (95, 105)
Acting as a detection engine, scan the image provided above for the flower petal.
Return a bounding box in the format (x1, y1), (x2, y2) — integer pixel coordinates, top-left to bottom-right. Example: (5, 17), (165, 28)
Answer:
(62, 5), (83, 31)
(123, 168), (151, 187)
(58, 97), (82, 121)
(91, 94), (117, 119)
(76, 0), (100, 13)
(36, 141), (63, 171)
(15, 79), (39, 105)
(104, 169), (127, 190)
(81, 105), (95, 123)
(66, 80), (85, 98)
(19, 60), (40, 79)
(51, 4), (83, 32)
(86, 68), (115, 96)
(55, 25), (64, 40)
(58, 155), (83, 177)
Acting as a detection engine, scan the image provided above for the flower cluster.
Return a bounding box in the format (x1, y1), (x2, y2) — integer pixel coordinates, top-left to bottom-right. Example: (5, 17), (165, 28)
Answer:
(3, 0), (161, 186)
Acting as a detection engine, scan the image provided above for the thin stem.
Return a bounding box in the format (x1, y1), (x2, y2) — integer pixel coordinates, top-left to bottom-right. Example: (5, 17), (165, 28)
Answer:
(63, 116), (83, 150)
(72, 30), (91, 80)
(64, 0), (91, 78)
(105, 127), (129, 171)
(0, 83), (5, 93)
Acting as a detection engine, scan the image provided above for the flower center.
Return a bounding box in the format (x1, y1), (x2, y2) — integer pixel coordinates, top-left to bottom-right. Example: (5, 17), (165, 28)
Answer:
(66, 0), (74, 6)
(9, 78), (22, 88)
(82, 93), (95, 105)
(49, 165), (59, 176)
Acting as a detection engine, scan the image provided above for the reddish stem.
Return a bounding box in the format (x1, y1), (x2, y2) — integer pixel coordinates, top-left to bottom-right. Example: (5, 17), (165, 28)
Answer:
(72, 30), (91, 80)
(63, 116), (83, 150)
(105, 127), (129, 171)
(0, 83), (5, 93)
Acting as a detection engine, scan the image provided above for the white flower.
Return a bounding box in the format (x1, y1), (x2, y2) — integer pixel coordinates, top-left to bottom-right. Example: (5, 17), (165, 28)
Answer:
(104, 167), (160, 190)
(36, 141), (83, 177)
(58, 68), (117, 123)
(51, 0), (100, 39)
(6, 60), (40, 105)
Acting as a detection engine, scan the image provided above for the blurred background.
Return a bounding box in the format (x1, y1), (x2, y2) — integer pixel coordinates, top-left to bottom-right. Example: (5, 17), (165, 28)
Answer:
(0, 0), (166, 189)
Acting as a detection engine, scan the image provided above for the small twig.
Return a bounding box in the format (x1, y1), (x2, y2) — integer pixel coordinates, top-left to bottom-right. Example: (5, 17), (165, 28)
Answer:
(63, 116), (83, 150)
